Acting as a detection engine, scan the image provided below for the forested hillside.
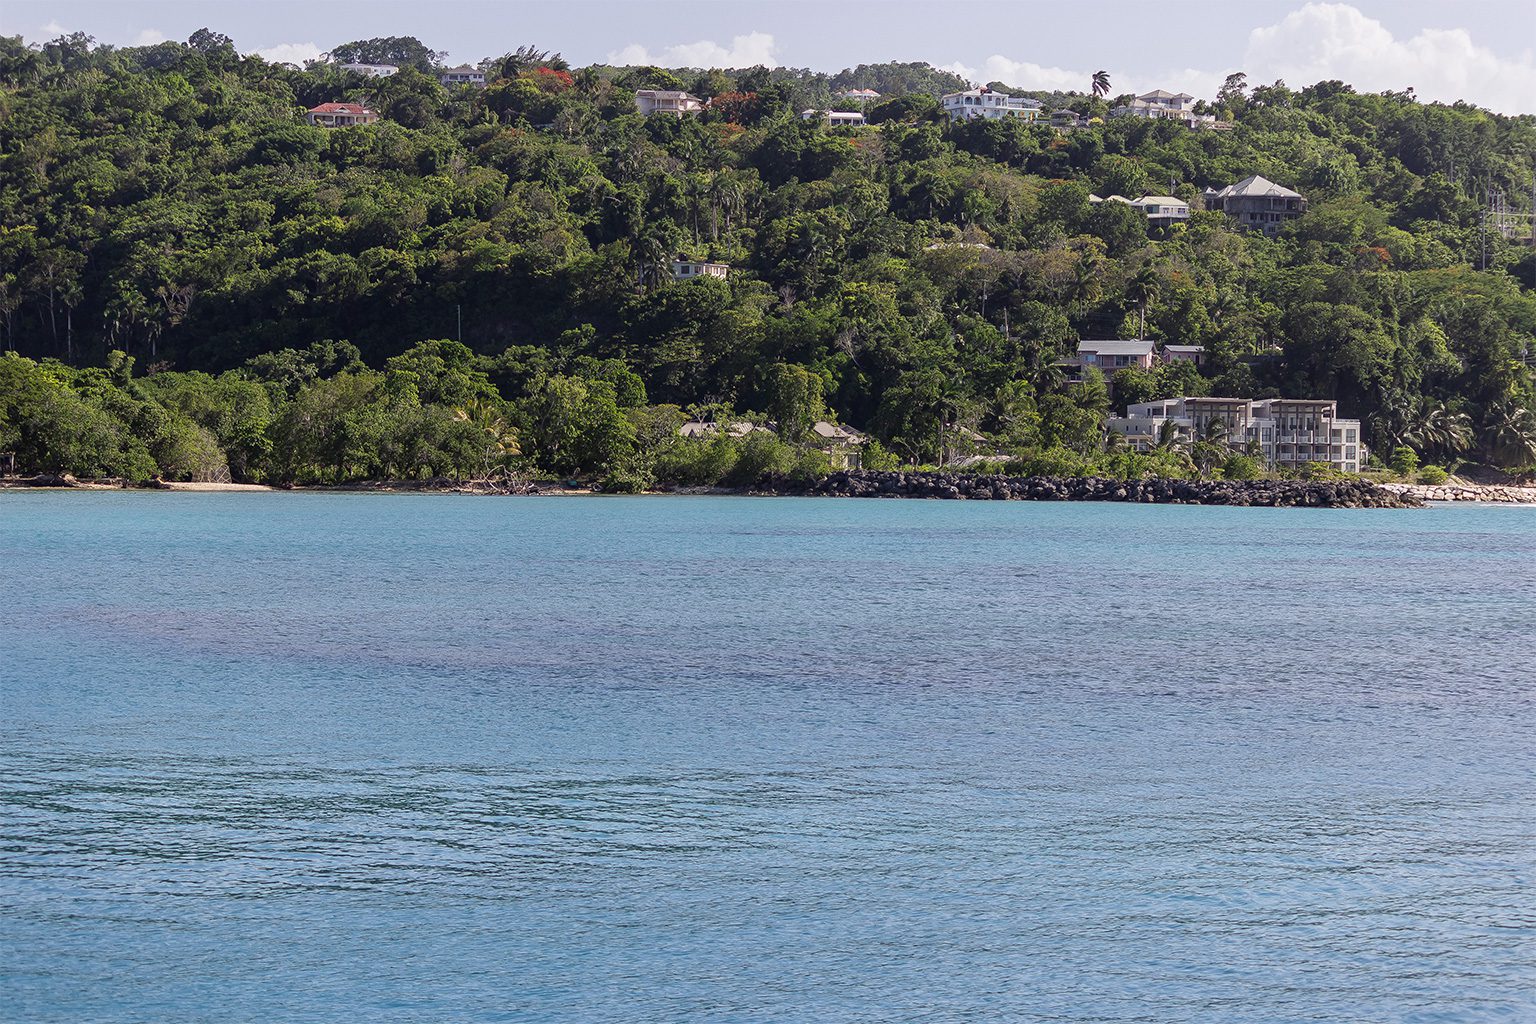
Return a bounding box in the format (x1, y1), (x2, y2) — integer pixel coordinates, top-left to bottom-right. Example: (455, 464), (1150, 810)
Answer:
(2, 30), (1535, 485)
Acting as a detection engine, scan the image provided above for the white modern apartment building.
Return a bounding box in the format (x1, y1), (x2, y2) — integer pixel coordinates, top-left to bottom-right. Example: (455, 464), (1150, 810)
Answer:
(801, 108), (868, 127)
(1110, 89), (1215, 128)
(1108, 397), (1365, 473)
(941, 87), (1043, 122)
(635, 90), (706, 116)
(839, 88), (881, 102)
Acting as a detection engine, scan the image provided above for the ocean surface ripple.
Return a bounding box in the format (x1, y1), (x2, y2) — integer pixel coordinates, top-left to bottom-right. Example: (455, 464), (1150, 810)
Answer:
(2, 493), (1533, 1022)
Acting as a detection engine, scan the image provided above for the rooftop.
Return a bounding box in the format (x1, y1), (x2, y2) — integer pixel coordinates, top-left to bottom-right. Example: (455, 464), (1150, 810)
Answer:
(1218, 175), (1304, 199)
(308, 103), (374, 114)
(1079, 339), (1155, 356)
(811, 421), (869, 443)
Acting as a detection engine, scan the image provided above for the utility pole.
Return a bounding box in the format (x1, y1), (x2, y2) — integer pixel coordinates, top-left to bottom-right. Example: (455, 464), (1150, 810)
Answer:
(456, 304), (462, 343)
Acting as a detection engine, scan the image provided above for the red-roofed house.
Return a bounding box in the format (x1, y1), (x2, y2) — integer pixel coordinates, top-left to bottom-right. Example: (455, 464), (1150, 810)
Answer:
(306, 102), (380, 127)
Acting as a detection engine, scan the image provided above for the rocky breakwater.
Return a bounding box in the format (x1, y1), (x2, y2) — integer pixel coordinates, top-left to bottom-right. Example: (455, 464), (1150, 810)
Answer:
(1380, 482), (1536, 504)
(764, 470), (1421, 508)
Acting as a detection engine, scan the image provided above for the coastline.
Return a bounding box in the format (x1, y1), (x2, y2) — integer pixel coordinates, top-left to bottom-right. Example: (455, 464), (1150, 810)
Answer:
(0, 470), (1424, 507)
(9, 471), (1536, 506)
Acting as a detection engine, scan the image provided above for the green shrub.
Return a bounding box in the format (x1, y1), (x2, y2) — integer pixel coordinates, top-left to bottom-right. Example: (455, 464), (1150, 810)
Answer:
(724, 432), (793, 486)
(1296, 460), (1348, 481)
(1417, 464), (1449, 484)
(652, 434), (737, 486)
(787, 447), (832, 485)
(598, 468), (649, 493)
(859, 439), (900, 471)
(1221, 454), (1263, 481)
(1003, 446), (1094, 478)
(1390, 445), (1420, 476)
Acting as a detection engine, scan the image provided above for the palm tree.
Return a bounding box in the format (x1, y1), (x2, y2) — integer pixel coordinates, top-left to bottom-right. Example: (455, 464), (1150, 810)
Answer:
(1190, 417), (1232, 476)
(1403, 398), (1471, 461)
(1092, 71), (1111, 99)
(454, 398), (522, 479)
(1064, 260), (1103, 314)
(1155, 417), (1188, 453)
(706, 174), (744, 240)
(1126, 265), (1162, 341)
(632, 233), (673, 291)
(1482, 399), (1536, 473)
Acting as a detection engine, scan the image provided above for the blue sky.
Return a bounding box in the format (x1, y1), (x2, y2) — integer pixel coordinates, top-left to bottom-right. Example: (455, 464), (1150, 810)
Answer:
(7, 0), (1535, 113)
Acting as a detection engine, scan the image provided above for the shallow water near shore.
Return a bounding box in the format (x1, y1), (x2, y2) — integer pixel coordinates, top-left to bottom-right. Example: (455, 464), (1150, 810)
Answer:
(2, 492), (1534, 1022)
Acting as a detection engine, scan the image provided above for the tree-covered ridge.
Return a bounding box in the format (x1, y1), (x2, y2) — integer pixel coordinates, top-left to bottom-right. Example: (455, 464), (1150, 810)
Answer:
(2, 30), (1535, 482)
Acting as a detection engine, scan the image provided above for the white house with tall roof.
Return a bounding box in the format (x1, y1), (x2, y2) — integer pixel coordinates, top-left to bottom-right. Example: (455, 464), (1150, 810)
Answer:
(941, 87), (1043, 122)
(1111, 90), (1215, 128)
(635, 90), (706, 116)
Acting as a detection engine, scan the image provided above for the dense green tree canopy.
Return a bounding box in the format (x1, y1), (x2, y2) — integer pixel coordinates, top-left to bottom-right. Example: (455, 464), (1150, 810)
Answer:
(1, 31), (1535, 482)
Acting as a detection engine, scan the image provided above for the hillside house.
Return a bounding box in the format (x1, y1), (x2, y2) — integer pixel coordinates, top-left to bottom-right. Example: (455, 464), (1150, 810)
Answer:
(306, 103), (380, 127)
(941, 87), (1043, 122)
(1129, 195), (1190, 228)
(1204, 176), (1308, 235)
(1111, 90), (1215, 128)
(1063, 340), (1206, 380)
(636, 90), (706, 116)
(801, 109), (868, 127)
(671, 257), (729, 282)
(1163, 345), (1204, 367)
(679, 421), (772, 439)
(439, 65), (487, 88)
(339, 63), (398, 77)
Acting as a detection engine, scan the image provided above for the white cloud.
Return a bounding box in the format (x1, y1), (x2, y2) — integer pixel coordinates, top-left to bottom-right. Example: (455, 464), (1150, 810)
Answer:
(132, 29), (167, 47)
(41, 20), (67, 36)
(947, 3), (1536, 114)
(607, 31), (777, 68)
(1243, 2), (1536, 112)
(944, 56), (1101, 94)
(255, 41), (324, 66)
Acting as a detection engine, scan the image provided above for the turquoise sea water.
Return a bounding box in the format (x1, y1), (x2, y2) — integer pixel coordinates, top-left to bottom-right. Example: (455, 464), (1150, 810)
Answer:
(1, 492), (1534, 1023)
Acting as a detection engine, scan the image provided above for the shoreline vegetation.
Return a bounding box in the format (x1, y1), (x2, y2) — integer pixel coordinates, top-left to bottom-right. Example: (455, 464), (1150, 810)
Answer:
(14, 469), (1536, 507)
(3, 37), (1536, 507)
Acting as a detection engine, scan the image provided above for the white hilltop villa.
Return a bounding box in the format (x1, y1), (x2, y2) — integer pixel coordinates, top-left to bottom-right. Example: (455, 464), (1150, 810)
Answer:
(635, 90), (706, 116)
(941, 87), (1043, 122)
(1111, 89), (1215, 128)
